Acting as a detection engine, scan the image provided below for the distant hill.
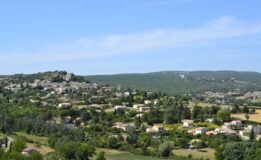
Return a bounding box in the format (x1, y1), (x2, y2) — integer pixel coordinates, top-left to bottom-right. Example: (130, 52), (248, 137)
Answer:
(85, 71), (261, 95)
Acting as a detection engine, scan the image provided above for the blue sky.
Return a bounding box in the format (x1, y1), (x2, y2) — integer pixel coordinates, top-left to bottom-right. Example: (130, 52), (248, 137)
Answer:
(0, 0), (261, 75)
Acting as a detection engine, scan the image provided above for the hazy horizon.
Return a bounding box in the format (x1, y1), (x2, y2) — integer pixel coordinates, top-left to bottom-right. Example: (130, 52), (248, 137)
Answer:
(2, 70), (261, 77)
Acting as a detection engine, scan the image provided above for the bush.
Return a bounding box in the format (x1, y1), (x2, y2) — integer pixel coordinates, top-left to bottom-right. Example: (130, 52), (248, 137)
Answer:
(158, 141), (174, 157)
(11, 139), (26, 152)
(57, 141), (95, 160)
(221, 142), (255, 160)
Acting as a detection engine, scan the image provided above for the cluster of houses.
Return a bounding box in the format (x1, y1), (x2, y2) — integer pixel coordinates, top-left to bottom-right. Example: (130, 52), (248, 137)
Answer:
(179, 119), (261, 141)
(113, 104), (153, 113)
(203, 91), (241, 104)
(112, 122), (167, 135)
(111, 118), (261, 142)
(4, 77), (98, 93)
(1, 73), (102, 108)
(113, 122), (136, 132)
(2, 72), (261, 157)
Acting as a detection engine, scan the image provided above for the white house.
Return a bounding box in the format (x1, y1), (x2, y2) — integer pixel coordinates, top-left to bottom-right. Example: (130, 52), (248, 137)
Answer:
(247, 125), (261, 134)
(188, 127), (208, 135)
(144, 100), (152, 105)
(64, 73), (73, 81)
(206, 130), (218, 135)
(146, 126), (165, 133)
(58, 103), (72, 109)
(215, 128), (237, 135)
(133, 104), (144, 109)
(182, 120), (195, 128)
(136, 113), (143, 117)
(239, 129), (251, 140)
(113, 122), (135, 132)
(223, 120), (243, 129)
(206, 118), (215, 123)
(153, 99), (159, 105)
(239, 125), (261, 139)
(256, 135), (261, 141)
(124, 91), (130, 96)
(114, 105), (129, 110)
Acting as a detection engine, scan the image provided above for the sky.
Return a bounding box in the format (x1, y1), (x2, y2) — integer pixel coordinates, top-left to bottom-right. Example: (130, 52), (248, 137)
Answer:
(0, 0), (261, 75)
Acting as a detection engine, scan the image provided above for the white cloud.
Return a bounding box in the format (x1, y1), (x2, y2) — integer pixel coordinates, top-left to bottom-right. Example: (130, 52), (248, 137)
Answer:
(0, 16), (261, 64)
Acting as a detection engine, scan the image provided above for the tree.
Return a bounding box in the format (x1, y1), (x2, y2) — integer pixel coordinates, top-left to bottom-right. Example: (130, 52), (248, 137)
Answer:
(192, 105), (201, 119)
(217, 110), (231, 122)
(244, 149), (261, 160)
(250, 108), (256, 113)
(134, 116), (141, 128)
(215, 145), (225, 160)
(11, 139), (26, 152)
(242, 106), (249, 114)
(250, 128), (255, 141)
(96, 152), (106, 160)
(128, 110), (137, 118)
(115, 108), (125, 116)
(127, 133), (138, 144)
(106, 137), (119, 149)
(223, 142), (255, 160)
(137, 133), (151, 149)
(182, 106), (191, 119)
(30, 150), (44, 160)
(158, 141), (174, 157)
(175, 138), (189, 149)
(57, 142), (95, 160)
(163, 114), (175, 124)
(4, 136), (8, 148)
(245, 114), (250, 122)
(76, 143), (95, 160)
(0, 148), (4, 158)
(231, 104), (240, 113)
(81, 111), (91, 122)
(48, 136), (58, 149)
(194, 141), (207, 150)
(1, 151), (29, 160)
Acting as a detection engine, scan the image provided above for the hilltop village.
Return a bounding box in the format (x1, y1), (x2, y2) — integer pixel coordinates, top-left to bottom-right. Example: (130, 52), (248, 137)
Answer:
(0, 71), (261, 160)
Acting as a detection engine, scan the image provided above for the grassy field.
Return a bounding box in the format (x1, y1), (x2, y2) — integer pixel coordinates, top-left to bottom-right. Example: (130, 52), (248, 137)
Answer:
(189, 102), (231, 108)
(14, 132), (48, 145)
(251, 98), (261, 103)
(173, 148), (215, 160)
(91, 148), (169, 160)
(232, 109), (261, 123)
(8, 132), (53, 155)
(72, 105), (88, 110)
(195, 122), (221, 130)
(10, 133), (169, 159)
(6, 132), (216, 159)
(26, 143), (54, 155)
(91, 147), (215, 160)
(156, 122), (221, 131)
(0, 133), (6, 139)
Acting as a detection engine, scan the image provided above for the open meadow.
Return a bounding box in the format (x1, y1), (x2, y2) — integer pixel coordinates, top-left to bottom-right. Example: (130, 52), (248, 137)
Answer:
(26, 143), (54, 155)
(232, 109), (261, 123)
(91, 148), (170, 160)
(189, 102), (231, 108)
(14, 132), (49, 145)
(8, 132), (53, 155)
(173, 148), (215, 160)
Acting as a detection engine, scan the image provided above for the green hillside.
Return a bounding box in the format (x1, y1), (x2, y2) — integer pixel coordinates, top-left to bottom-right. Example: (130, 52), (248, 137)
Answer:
(85, 71), (261, 95)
